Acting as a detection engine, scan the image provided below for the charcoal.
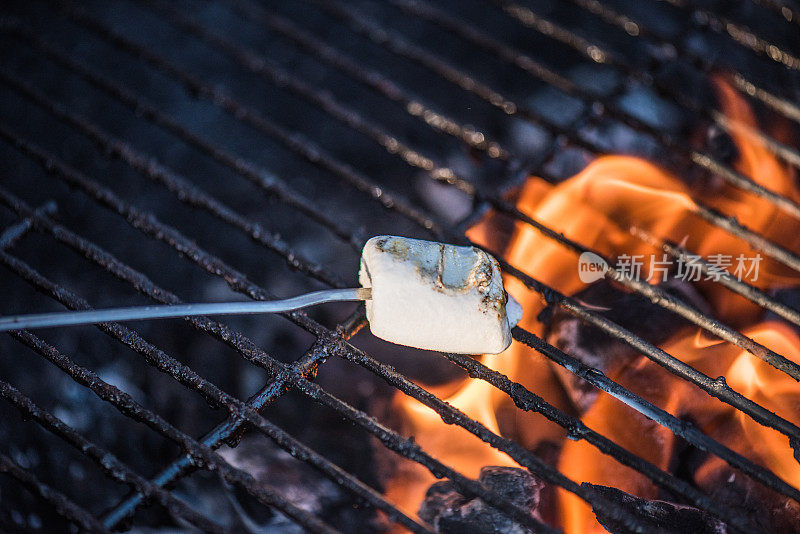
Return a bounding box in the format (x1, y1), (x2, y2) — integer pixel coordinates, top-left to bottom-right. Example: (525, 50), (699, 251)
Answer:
(705, 125), (739, 165)
(666, 420), (800, 533)
(215, 435), (365, 533)
(419, 466), (544, 533)
(584, 483), (727, 534)
(695, 461), (800, 533)
(540, 278), (710, 412)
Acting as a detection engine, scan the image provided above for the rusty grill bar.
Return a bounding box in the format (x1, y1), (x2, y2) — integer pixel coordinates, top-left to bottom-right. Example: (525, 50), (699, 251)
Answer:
(0, 0), (799, 532)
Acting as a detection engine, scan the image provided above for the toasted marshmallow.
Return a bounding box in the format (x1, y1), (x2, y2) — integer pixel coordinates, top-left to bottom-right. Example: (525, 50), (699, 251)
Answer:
(359, 236), (522, 354)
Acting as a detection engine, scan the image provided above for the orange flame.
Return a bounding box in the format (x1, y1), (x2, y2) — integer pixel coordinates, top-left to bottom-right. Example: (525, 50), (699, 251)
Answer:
(385, 75), (800, 532)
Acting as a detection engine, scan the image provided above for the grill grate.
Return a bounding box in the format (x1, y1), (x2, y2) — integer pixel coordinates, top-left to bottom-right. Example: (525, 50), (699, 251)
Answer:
(317, 0), (800, 215)
(1, 0), (799, 532)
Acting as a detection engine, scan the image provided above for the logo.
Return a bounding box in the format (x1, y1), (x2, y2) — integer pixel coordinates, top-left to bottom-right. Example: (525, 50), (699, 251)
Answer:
(578, 252), (608, 284)
(576, 252), (761, 284)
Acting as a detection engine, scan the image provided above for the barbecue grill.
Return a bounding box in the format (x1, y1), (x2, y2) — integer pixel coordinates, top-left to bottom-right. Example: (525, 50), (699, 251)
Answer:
(1, 0), (799, 532)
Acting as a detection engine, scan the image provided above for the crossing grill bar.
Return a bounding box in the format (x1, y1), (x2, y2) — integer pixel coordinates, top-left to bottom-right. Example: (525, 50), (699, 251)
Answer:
(0, 0), (799, 532)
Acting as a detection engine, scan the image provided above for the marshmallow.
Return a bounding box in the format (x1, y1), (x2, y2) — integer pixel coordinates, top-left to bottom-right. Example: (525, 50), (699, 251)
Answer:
(359, 236), (522, 354)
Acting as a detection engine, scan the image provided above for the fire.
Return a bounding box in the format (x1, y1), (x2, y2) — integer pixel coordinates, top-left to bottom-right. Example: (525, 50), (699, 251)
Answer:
(558, 323), (800, 533)
(385, 75), (800, 532)
(726, 324), (800, 490)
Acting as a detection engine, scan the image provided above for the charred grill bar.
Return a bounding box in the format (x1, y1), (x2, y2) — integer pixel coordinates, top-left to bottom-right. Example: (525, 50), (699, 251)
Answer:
(0, 0), (799, 532)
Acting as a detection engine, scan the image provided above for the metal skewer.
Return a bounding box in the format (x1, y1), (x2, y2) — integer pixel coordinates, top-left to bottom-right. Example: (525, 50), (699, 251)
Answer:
(0, 288), (371, 332)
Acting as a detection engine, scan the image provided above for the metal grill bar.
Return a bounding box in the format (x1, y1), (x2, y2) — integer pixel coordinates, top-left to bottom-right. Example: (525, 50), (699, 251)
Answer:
(748, 0), (800, 28)
(376, 0), (800, 219)
(0, 202), (56, 250)
(710, 112), (800, 170)
(0, 451), (109, 533)
(630, 227), (800, 329)
(690, 201), (800, 274)
(118, 0), (800, 386)
(0, 377), (230, 534)
(733, 72), (800, 123)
